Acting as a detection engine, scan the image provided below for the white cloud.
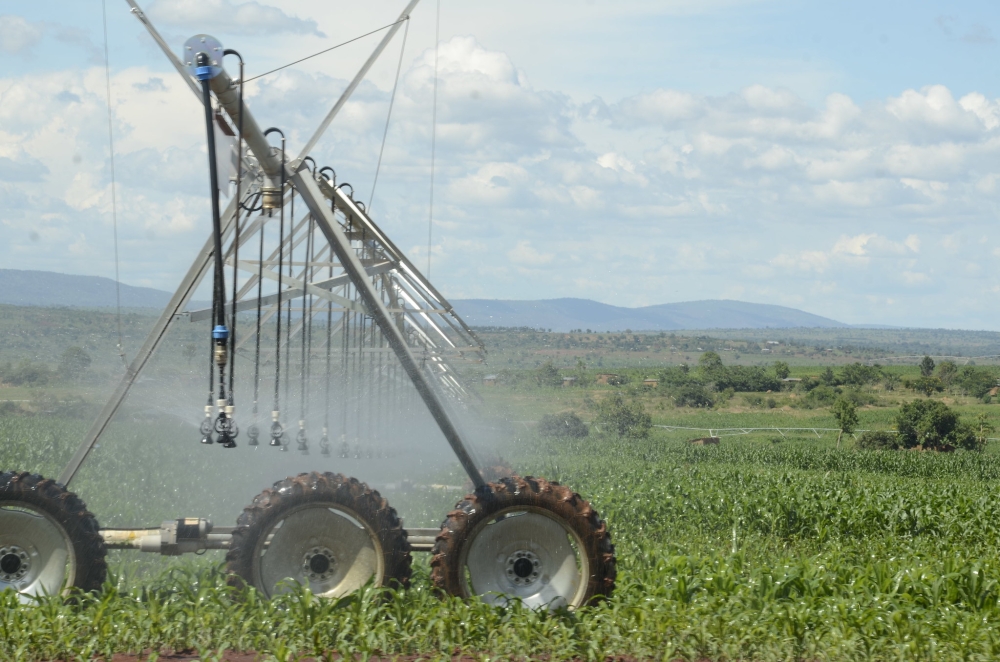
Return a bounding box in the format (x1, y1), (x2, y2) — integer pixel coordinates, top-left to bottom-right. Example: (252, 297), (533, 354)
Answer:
(8, 29), (1000, 327)
(507, 240), (553, 266)
(146, 0), (323, 37)
(0, 15), (43, 55)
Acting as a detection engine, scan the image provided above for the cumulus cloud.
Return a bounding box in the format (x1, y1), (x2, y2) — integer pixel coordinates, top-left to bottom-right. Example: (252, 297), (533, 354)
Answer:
(7, 34), (1000, 327)
(507, 240), (554, 266)
(0, 15), (43, 54)
(146, 0), (324, 37)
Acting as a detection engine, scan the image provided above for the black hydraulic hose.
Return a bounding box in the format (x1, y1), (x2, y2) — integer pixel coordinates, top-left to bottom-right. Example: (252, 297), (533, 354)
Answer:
(196, 55), (227, 344)
(196, 52), (232, 445)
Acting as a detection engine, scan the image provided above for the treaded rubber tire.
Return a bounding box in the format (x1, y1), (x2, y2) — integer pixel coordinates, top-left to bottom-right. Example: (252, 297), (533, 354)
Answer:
(226, 471), (411, 595)
(0, 471), (107, 593)
(431, 475), (616, 606)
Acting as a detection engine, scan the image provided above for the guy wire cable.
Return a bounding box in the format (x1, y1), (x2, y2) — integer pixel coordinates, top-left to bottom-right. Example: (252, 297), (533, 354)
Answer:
(244, 18), (407, 83)
(368, 16), (409, 214)
(427, 0), (440, 277)
(101, 0), (126, 367)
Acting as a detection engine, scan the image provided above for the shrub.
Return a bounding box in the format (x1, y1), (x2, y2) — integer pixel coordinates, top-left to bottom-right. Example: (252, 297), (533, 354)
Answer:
(537, 411), (589, 438)
(660, 366), (703, 388)
(895, 399), (980, 451)
(840, 388), (880, 407)
(839, 362), (884, 386)
(0, 359), (53, 386)
(58, 346), (92, 379)
(856, 430), (900, 450)
(714, 365), (781, 392)
(673, 384), (714, 408)
(595, 393), (652, 439)
(535, 361), (562, 387)
(955, 366), (999, 398)
(904, 376), (944, 396)
(802, 385), (839, 408)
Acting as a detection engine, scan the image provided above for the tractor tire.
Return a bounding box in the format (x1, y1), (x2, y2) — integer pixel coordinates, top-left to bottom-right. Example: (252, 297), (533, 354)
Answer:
(226, 472), (411, 598)
(0, 471), (107, 599)
(431, 475), (615, 609)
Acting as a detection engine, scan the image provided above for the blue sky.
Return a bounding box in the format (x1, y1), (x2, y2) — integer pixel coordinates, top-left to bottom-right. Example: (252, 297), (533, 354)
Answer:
(2, 0), (1000, 328)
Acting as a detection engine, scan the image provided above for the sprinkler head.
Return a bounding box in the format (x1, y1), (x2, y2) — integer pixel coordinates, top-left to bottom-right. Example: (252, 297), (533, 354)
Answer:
(269, 420), (284, 448)
(199, 416), (214, 445)
(215, 413), (237, 448)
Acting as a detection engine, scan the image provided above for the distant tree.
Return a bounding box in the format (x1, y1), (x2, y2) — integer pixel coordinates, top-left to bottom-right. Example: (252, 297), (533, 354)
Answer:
(955, 366), (998, 398)
(920, 355), (936, 377)
(883, 373), (901, 392)
(831, 397), (858, 449)
(595, 393), (652, 439)
(537, 411), (589, 438)
(0, 360), (52, 386)
(773, 361), (790, 380)
(974, 413), (995, 448)
(905, 376), (944, 396)
(674, 384), (714, 408)
(839, 362), (883, 386)
(698, 351), (724, 381)
(820, 367), (836, 385)
(895, 399), (979, 451)
(535, 360), (562, 387)
(58, 346), (91, 379)
(713, 365), (781, 392)
(936, 360), (958, 386)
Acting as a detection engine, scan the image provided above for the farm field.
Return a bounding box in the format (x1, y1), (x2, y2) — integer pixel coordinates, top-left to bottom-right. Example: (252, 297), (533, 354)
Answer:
(6, 362), (1000, 660)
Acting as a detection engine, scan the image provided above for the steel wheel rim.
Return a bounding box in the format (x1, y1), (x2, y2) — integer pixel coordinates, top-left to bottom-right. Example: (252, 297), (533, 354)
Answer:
(459, 507), (589, 609)
(0, 502), (76, 602)
(253, 502), (383, 599)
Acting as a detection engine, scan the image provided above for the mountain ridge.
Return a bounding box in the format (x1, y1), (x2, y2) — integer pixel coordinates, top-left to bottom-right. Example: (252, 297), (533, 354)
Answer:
(0, 269), (855, 331)
(450, 297), (848, 331)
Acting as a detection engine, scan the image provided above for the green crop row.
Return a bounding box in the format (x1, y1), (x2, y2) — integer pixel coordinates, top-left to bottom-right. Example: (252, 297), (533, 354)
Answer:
(7, 414), (1000, 659)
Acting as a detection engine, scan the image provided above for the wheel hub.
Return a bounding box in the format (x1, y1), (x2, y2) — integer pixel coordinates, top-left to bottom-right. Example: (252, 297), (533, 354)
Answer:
(0, 545), (30, 582)
(505, 549), (541, 586)
(302, 547), (336, 582)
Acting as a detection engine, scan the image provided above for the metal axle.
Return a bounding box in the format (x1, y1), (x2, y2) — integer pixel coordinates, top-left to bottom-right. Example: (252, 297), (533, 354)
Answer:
(100, 519), (438, 554)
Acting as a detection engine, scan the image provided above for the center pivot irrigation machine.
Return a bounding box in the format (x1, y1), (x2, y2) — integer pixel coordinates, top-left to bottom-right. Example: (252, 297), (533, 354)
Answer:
(0, 1), (615, 609)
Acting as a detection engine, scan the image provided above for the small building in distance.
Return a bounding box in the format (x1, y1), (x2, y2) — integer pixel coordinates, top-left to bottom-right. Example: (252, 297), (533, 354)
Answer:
(562, 376), (577, 387)
(482, 374), (498, 386)
(595, 373), (620, 385)
(642, 378), (659, 388)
